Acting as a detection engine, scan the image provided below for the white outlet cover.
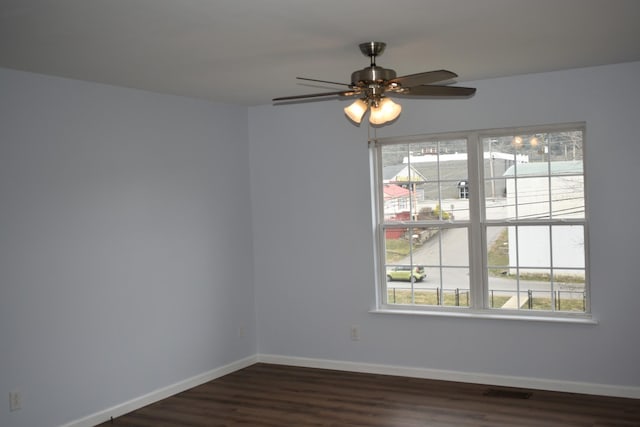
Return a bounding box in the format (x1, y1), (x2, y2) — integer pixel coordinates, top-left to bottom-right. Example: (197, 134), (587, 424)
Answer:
(9, 391), (21, 411)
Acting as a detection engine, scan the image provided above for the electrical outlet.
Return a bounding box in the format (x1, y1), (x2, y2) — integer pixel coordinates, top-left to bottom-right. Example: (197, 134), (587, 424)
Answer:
(9, 391), (21, 411)
(350, 325), (360, 341)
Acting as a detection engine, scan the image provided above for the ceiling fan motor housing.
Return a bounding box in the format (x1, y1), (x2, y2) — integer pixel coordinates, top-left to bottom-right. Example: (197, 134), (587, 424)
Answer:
(351, 66), (396, 87)
(351, 66), (396, 85)
(351, 66), (397, 100)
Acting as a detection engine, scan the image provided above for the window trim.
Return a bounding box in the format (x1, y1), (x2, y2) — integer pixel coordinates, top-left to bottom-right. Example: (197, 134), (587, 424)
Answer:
(370, 122), (592, 321)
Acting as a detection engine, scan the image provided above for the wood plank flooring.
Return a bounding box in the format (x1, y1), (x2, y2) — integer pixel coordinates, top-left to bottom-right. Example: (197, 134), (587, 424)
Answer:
(96, 363), (640, 426)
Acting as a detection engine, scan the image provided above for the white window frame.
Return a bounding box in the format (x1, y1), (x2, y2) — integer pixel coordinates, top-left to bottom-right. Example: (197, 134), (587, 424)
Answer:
(370, 123), (592, 322)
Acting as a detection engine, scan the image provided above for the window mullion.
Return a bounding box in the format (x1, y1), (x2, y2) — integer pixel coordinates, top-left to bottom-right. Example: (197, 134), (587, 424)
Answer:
(467, 132), (485, 310)
(371, 133), (388, 307)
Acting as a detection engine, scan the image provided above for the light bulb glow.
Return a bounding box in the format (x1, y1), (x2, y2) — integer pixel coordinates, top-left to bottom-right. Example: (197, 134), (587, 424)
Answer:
(369, 97), (402, 125)
(344, 99), (368, 124)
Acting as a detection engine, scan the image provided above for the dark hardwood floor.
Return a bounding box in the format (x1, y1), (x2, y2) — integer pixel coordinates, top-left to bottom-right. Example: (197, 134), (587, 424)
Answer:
(97, 363), (640, 426)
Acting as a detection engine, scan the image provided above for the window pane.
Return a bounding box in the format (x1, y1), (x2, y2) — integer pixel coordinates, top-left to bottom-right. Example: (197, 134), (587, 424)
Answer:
(381, 143), (409, 167)
(548, 220), (587, 312)
(423, 229), (470, 307)
(441, 267), (470, 307)
(488, 225), (553, 311)
(384, 227), (415, 265)
(441, 228), (469, 267)
(490, 275), (555, 311)
(387, 285), (438, 306)
(502, 175), (551, 220)
(409, 226), (441, 267)
(520, 275), (584, 313)
(502, 178), (520, 221)
(485, 189), (508, 220)
(516, 225), (551, 271)
(407, 139), (469, 223)
(386, 225), (439, 290)
(552, 225), (586, 270)
(486, 131), (584, 222)
(488, 224), (520, 309)
(483, 136), (519, 159)
(489, 288), (520, 309)
(487, 226), (509, 271)
(487, 223), (586, 312)
(515, 177), (550, 219)
(420, 182), (442, 207)
(438, 179), (465, 201)
(548, 130), (584, 161)
(387, 270), (469, 307)
(524, 279), (553, 311)
(383, 183), (412, 220)
(448, 200), (469, 221)
(550, 176), (584, 219)
(483, 137), (519, 220)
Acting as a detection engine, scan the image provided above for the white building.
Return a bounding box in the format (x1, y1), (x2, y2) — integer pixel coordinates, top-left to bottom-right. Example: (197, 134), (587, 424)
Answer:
(503, 161), (585, 277)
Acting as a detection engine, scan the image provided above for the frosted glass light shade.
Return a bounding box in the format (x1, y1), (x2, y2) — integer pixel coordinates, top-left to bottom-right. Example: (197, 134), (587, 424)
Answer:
(369, 97), (402, 125)
(344, 99), (368, 123)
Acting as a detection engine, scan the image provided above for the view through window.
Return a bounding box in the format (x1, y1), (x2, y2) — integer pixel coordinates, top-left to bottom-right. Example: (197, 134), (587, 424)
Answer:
(373, 123), (588, 317)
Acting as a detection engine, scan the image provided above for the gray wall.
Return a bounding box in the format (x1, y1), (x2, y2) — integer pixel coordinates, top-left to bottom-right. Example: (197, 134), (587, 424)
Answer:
(249, 62), (640, 387)
(0, 68), (256, 427)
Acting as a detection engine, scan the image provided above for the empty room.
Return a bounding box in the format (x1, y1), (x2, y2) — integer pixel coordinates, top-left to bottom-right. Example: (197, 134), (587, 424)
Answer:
(1, 1), (640, 426)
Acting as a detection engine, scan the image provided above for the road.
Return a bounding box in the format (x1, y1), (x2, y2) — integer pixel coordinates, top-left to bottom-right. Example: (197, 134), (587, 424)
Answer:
(389, 227), (584, 297)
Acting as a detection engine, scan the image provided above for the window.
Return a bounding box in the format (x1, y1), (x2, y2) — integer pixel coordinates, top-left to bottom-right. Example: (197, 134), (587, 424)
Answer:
(371, 123), (588, 318)
(457, 180), (469, 199)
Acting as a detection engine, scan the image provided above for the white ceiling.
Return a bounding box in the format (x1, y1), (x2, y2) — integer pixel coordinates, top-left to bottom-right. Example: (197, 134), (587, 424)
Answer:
(1, 0), (640, 106)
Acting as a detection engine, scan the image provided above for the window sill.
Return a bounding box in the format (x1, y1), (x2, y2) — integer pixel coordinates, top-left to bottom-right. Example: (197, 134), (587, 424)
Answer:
(370, 307), (598, 324)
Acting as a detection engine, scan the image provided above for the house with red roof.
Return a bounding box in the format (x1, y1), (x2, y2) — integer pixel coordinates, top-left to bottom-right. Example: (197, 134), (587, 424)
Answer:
(383, 183), (411, 238)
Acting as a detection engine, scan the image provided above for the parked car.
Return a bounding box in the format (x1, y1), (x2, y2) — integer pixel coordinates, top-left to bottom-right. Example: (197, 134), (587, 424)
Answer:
(386, 265), (426, 282)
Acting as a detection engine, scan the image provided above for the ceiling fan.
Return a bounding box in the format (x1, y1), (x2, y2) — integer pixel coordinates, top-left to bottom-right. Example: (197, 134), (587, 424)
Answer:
(273, 42), (476, 125)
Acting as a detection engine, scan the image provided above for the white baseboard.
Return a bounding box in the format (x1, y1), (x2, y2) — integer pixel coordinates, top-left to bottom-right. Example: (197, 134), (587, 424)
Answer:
(60, 355), (258, 427)
(60, 352), (639, 427)
(257, 354), (640, 399)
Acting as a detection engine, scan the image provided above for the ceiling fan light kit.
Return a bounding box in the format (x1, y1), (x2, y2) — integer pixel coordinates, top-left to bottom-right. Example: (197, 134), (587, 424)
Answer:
(344, 98), (369, 123)
(368, 97), (402, 125)
(273, 42), (476, 126)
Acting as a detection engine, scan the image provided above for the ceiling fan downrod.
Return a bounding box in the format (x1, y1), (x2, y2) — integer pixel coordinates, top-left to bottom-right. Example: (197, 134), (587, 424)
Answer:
(351, 42), (396, 86)
(359, 41), (386, 66)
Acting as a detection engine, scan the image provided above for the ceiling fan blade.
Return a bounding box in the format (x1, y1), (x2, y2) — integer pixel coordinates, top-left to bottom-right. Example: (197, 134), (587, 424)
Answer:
(390, 70), (458, 87)
(272, 90), (357, 102)
(397, 85), (476, 97)
(296, 77), (351, 87)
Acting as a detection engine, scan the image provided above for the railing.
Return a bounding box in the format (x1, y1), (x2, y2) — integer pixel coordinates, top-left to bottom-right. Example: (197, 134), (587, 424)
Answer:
(388, 287), (470, 306)
(388, 287), (586, 311)
(490, 289), (586, 311)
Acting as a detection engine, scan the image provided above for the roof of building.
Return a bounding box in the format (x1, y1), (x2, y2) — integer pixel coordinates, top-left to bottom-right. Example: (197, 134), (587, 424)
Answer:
(383, 164), (429, 183)
(382, 164), (407, 181)
(503, 160), (583, 177)
(383, 184), (411, 200)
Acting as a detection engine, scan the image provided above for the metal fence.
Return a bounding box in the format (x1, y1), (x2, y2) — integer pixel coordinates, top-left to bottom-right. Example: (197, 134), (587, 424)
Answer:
(388, 287), (586, 311)
(388, 287), (469, 306)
